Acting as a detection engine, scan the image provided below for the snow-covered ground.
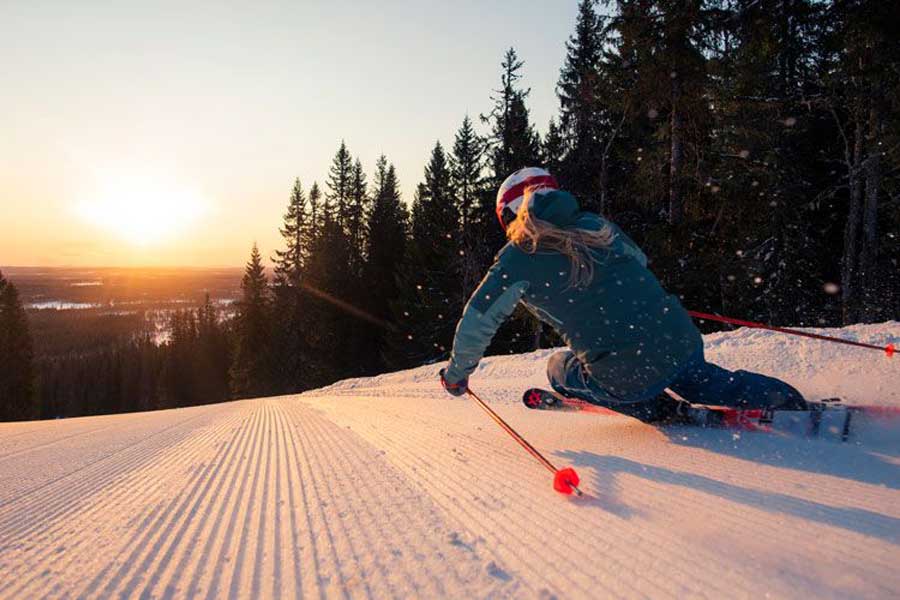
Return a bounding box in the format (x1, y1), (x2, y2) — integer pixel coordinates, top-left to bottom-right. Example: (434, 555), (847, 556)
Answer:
(0, 323), (897, 598)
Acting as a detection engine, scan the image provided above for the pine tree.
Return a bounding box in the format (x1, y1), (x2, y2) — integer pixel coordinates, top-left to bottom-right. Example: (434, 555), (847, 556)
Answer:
(347, 158), (370, 273)
(307, 181), (323, 245)
(449, 115), (491, 298)
(0, 271), (36, 421)
(822, 0), (900, 322)
(610, 0), (712, 225)
(450, 116), (485, 232)
(314, 143), (371, 380)
(363, 156), (409, 371)
(273, 178), (308, 285)
(326, 141), (354, 230)
(414, 142), (456, 256)
(164, 310), (194, 407)
(483, 48), (542, 187)
(480, 48), (545, 353)
(592, 1), (727, 323)
(271, 179), (313, 392)
(557, 0), (607, 210)
(195, 294), (231, 403)
(398, 142), (461, 364)
(542, 118), (568, 180)
(303, 184), (357, 386)
(230, 244), (273, 398)
(479, 48), (543, 258)
(664, 0), (850, 325)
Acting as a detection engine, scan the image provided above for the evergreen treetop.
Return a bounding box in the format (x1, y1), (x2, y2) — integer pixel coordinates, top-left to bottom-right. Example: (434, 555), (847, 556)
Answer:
(326, 141), (354, 228)
(450, 115), (485, 231)
(482, 47), (542, 186)
(308, 181), (323, 235)
(273, 178), (308, 286)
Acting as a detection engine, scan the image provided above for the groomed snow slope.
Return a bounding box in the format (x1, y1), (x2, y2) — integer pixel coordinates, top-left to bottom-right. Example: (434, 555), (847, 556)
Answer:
(0, 322), (898, 599)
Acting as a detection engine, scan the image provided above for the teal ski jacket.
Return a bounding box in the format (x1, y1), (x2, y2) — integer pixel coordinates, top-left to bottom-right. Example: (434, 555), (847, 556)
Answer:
(444, 189), (702, 404)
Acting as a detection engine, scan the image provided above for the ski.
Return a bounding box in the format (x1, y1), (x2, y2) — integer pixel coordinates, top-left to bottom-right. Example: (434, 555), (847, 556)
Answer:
(522, 387), (899, 442)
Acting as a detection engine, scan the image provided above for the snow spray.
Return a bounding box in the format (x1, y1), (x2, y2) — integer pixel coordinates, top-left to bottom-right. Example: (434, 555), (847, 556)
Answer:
(466, 388), (582, 496)
(688, 311), (895, 358)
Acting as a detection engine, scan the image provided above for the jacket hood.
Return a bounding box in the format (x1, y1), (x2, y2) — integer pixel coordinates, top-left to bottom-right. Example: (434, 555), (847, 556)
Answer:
(529, 189), (581, 227)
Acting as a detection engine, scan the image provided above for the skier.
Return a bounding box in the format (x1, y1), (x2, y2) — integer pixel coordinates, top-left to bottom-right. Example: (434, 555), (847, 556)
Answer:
(439, 167), (807, 422)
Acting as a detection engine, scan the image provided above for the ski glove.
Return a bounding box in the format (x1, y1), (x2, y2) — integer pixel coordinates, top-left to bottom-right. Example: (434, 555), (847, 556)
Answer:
(439, 368), (468, 397)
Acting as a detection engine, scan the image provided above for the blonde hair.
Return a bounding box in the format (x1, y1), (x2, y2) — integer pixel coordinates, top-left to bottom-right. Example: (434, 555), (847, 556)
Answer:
(506, 186), (615, 287)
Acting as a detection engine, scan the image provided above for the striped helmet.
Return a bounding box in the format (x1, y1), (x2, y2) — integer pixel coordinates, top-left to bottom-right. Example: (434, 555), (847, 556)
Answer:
(495, 167), (559, 229)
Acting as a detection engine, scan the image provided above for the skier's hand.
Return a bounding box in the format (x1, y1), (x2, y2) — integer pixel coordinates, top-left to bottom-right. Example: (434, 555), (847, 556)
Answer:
(439, 368), (468, 397)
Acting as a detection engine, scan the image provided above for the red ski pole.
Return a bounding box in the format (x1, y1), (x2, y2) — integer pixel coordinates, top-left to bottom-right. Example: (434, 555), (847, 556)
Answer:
(466, 388), (582, 496)
(687, 311), (895, 358)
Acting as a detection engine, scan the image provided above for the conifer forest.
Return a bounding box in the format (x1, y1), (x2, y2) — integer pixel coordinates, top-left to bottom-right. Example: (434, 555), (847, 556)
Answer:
(2, 0), (898, 420)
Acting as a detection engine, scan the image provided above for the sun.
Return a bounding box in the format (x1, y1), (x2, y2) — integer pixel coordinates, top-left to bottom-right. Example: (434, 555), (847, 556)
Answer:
(76, 171), (208, 245)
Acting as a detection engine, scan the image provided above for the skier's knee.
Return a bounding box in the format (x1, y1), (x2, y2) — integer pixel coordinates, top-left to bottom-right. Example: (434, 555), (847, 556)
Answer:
(768, 386), (807, 411)
(546, 351), (574, 383)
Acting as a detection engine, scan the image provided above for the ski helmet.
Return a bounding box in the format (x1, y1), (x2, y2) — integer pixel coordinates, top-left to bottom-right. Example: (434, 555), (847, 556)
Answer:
(495, 167), (559, 229)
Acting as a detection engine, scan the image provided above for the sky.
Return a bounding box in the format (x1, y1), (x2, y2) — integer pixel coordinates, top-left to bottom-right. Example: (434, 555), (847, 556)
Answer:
(1, 0), (581, 267)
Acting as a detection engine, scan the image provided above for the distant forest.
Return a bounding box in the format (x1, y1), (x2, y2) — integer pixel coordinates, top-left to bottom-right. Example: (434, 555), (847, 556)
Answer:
(2, 0), (898, 421)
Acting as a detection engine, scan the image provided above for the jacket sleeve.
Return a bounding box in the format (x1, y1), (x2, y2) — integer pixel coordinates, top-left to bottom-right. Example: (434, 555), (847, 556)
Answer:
(443, 257), (529, 385)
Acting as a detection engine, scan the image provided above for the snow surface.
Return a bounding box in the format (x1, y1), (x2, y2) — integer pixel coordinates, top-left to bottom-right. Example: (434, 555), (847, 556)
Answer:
(0, 322), (898, 598)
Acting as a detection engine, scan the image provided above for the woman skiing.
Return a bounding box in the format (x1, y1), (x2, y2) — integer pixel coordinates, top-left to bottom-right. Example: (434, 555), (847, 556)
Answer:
(439, 167), (807, 422)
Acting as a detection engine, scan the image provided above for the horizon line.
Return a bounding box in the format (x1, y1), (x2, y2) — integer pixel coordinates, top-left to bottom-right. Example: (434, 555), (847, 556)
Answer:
(1, 264), (247, 271)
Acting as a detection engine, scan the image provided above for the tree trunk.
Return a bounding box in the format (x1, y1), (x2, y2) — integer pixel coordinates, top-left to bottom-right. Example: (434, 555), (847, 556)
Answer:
(599, 156), (609, 215)
(669, 74), (684, 225)
(600, 109), (628, 217)
(778, 0), (796, 96)
(841, 106), (865, 324)
(859, 105), (882, 322)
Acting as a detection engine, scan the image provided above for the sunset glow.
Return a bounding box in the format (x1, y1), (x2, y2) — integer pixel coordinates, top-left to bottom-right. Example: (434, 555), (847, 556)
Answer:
(75, 173), (208, 246)
(0, 2), (572, 267)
